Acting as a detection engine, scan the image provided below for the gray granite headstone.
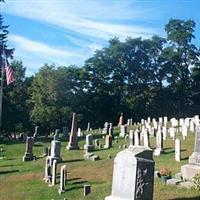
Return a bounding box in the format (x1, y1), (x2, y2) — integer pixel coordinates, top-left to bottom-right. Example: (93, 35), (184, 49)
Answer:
(84, 134), (94, 152)
(105, 146), (154, 200)
(181, 126), (200, 179)
(23, 137), (35, 161)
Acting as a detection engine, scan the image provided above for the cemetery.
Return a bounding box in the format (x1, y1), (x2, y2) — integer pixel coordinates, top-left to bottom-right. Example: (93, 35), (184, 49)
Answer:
(1, 1), (200, 200)
(1, 115), (200, 199)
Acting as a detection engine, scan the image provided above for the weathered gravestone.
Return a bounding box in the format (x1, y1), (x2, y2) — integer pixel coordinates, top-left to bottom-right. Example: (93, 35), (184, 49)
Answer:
(181, 126), (200, 179)
(58, 165), (67, 194)
(54, 129), (60, 141)
(23, 137), (35, 161)
(33, 126), (39, 138)
(154, 129), (164, 156)
(62, 127), (68, 140)
(105, 146), (154, 200)
(49, 138), (62, 164)
(104, 135), (112, 149)
(66, 113), (79, 150)
(175, 139), (181, 162)
(84, 134), (94, 152)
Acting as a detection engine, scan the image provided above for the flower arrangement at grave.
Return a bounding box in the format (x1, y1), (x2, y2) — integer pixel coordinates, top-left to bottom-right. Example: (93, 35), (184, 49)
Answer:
(159, 167), (172, 182)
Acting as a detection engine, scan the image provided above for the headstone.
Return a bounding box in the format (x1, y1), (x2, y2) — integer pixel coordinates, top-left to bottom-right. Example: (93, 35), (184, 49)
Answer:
(49, 139), (61, 164)
(58, 165), (67, 194)
(181, 126), (200, 179)
(120, 125), (127, 137)
(23, 137), (35, 161)
(169, 127), (175, 140)
(175, 139), (181, 162)
(105, 146), (154, 200)
(164, 117), (168, 125)
(109, 123), (113, 136)
(54, 129), (60, 141)
(84, 184), (91, 196)
(66, 113), (79, 150)
(190, 121), (195, 132)
(102, 122), (109, 134)
(104, 135), (112, 149)
(87, 122), (90, 132)
(143, 130), (150, 148)
(84, 134), (94, 152)
(33, 126), (39, 138)
(118, 113), (124, 126)
(94, 139), (100, 147)
(182, 125), (188, 140)
(50, 160), (57, 186)
(154, 130), (164, 156)
(129, 130), (134, 146)
(162, 126), (167, 140)
(43, 157), (51, 183)
(77, 128), (83, 137)
(62, 127), (68, 140)
(134, 129), (140, 146)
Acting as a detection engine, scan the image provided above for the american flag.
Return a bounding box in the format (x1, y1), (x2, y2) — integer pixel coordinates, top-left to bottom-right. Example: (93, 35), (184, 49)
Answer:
(4, 59), (14, 85)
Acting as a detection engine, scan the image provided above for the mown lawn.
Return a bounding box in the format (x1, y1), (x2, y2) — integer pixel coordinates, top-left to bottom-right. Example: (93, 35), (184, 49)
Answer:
(0, 128), (200, 200)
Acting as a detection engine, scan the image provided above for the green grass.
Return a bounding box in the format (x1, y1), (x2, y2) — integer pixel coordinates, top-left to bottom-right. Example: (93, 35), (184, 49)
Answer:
(0, 129), (200, 200)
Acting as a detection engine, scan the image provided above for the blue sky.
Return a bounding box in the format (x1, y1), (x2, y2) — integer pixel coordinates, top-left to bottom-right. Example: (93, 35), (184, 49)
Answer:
(2, 0), (200, 76)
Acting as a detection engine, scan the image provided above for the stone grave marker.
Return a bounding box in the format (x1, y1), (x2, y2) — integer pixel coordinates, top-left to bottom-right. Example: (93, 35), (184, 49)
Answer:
(181, 126), (200, 179)
(105, 146), (154, 200)
(175, 139), (181, 162)
(23, 137), (35, 161)
(66, 113), (79, 150)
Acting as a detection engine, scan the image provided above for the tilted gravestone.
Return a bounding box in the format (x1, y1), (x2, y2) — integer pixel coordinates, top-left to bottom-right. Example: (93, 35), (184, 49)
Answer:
(181, 126), (200, 179)
(105, 146), (154, 200)
(23, 137), (35, 161)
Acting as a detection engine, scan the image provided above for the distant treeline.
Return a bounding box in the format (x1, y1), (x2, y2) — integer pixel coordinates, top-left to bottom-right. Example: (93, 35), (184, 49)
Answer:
(1, 18), (200, 135)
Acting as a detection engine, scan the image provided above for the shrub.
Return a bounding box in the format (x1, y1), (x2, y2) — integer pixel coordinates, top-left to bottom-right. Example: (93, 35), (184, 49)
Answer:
(193, 173), (200, 191)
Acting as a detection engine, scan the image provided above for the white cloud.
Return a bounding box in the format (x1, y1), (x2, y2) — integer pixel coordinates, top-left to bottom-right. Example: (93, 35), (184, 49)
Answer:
(9, 35), (86, 75)
(3, 0), (157, 40)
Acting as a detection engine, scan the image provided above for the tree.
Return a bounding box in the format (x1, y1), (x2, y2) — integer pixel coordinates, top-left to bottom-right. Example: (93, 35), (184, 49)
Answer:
(164, 19), (200, 116)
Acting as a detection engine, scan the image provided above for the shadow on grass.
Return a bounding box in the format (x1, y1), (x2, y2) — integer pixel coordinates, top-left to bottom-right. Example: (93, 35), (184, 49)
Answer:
(66, 185), (84, 192)
(72, 180), (88, 185)
(67, 177), (81, 182)
(61, 159), (84, 163)
(0, 169), (19, 175)
(181, 157), (189, 160)
(169, 197), (200, 200)
(164, 150), (175, 154)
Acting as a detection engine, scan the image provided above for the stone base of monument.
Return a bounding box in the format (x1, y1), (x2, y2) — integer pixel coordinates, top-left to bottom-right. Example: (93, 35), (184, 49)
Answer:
(58, 188), (65, 194)
(66, 144), (80, 150)
(181, 164), (200, 180)
(154, 148), (164, 156)
(22, 152), (35, 161)
(84, 145), (94, 152)
(189, 152), (200, 164)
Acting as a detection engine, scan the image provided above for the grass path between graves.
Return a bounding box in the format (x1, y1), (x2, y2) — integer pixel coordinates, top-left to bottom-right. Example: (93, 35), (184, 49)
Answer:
(0, 129), (200, 200)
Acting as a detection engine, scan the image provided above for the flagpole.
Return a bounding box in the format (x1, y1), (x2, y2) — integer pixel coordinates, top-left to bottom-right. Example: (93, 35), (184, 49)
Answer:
(0, 48), (3, 127)
(0, 42), (4, 128)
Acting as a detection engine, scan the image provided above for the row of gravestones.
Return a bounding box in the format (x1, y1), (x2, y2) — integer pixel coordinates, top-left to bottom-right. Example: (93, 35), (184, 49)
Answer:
(22, 113), (200, 199)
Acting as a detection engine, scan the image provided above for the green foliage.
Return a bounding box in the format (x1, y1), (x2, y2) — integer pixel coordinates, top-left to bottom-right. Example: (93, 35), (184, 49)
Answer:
(193, 173), (200, 191)
(1, 18), (200, 135)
